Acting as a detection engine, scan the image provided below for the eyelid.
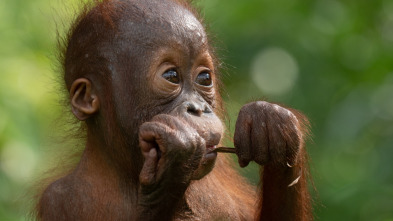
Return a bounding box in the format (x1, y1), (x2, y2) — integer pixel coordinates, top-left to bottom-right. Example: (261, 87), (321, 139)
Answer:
(162, 68), (177, 76)
(161, 62), (177, 71)
(195, 66), (213, 77)
(158, 62), (178, 77)
(199, 67), (212, 74)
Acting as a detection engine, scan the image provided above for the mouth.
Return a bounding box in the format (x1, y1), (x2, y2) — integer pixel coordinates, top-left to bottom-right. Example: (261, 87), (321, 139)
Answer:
(206, 145), (217, 153)
(204, 145), (218, 161)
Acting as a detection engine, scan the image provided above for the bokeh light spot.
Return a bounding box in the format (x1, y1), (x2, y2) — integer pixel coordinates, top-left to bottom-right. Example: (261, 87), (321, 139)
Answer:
(379, 0), (393, 42)
(0, 142), (38, 183)
(251, 47), (299, 95)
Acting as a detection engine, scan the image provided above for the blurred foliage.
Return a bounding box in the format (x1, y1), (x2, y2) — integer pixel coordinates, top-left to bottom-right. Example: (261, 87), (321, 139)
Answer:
(1, 0), (393, 220)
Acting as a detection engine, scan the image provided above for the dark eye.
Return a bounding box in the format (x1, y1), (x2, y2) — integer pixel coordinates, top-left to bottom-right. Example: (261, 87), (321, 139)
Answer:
(195, 72), (212, 86)
(162, 69), (180, 84)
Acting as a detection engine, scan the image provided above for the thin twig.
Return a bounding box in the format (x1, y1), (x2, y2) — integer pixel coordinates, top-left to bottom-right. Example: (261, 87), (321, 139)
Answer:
(213, 147), (236, 154)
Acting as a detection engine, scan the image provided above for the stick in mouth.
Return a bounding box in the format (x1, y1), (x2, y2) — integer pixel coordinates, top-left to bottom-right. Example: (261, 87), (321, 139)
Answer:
(212, 147), (236, 154)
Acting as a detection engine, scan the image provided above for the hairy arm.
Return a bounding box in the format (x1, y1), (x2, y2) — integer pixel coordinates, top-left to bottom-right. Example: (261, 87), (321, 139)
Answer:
(234, 101), (312, 221)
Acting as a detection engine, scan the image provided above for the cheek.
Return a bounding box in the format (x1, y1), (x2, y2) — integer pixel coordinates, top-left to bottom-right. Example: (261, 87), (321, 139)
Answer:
(111, 71), (153, 120)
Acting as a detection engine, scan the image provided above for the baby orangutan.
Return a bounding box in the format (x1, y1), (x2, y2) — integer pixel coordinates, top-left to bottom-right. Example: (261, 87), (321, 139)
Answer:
(36, 0), (313, 220)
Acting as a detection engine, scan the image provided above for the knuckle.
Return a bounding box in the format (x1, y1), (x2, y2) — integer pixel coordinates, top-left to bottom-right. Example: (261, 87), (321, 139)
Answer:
(270, 104), (282, 115)
(286, 111), (299, 125)
(242, 101), (267, 111)
(287, 110), (297, 119)
(139, 122), (153, 131)
(241, 102), (257, 112)
(150, 114), (167, 124)
(255, 101), (269, 110)
(170, 131), (186, 147)
(256, 101), (268, 106)
(175, 132), (200, 153)
(238, 106), (248, 117)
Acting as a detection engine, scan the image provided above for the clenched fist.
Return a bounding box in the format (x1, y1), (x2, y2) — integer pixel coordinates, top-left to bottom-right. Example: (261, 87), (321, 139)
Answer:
(234, 101), (305, 168)
(138, 114), (205, 190)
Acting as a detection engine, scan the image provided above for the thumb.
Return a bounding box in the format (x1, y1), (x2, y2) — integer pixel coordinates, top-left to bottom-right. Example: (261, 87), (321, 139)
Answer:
(139, 148), (158, 185)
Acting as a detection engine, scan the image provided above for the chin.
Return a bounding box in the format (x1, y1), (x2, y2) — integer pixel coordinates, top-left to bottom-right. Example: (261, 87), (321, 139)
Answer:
(191, 151), (217, 180)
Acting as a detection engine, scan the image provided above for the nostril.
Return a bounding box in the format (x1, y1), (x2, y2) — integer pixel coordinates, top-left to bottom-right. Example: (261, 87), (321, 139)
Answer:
(203, 105), (212, 114)
(186, 102), (202, 116)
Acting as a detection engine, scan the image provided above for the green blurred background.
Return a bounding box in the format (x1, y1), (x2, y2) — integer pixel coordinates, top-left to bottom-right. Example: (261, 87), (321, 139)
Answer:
(1, 0), (393, 220)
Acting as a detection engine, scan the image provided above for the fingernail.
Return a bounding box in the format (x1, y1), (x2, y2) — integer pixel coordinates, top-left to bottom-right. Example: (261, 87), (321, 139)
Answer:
(149, 148), (157, 157)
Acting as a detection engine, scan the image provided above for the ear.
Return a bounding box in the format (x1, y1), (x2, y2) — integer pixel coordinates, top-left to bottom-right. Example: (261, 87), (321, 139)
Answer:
(70, 78), (100, 121)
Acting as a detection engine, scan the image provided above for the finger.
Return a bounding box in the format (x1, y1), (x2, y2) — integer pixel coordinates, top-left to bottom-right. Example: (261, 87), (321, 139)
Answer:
(139, 148), (158, 185)
(274, 108), (302, 166)
(234, 109), (252, 167)
(152, 114), (191, 134)
(151, 114), (199, 150)
(139, 121), (174, 154)
(152, 114), (202, 157)
(283, 121), (301, 166)
(279, 107), (304, 165)
(188, 137), (205, 171)
(267, 113), (287, 165)
(251, 111), (269, 165)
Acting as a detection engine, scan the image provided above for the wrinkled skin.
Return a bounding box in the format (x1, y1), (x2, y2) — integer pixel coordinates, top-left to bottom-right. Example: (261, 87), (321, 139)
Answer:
(235, 101), (302, 167)
(138, 114), (222, 218)
(35, 0), (313, 220)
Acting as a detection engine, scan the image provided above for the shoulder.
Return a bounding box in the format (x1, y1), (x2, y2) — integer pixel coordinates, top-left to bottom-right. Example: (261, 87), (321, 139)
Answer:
(37, 175), (88, 220)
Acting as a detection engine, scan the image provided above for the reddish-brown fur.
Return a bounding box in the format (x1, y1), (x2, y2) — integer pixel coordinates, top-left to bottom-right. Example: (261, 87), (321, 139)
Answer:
(34, 0), (313, 220)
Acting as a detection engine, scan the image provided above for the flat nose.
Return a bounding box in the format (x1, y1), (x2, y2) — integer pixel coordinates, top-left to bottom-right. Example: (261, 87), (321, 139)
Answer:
(185, 101), (212, 116)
